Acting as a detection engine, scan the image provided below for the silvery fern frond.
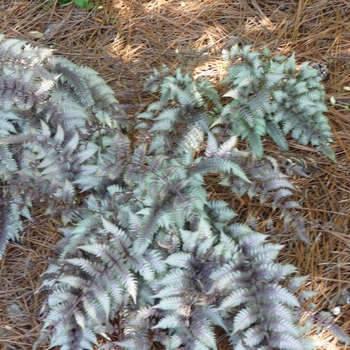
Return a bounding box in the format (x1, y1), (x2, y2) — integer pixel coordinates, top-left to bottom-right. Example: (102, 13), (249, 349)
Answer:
(137, 68), (217, 156)
(219, 45), (335, 160)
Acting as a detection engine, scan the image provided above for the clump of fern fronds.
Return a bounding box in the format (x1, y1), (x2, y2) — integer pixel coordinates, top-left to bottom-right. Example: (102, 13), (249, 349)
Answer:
(216, 45), (334, 160)
(0, 34), (346, 350)
(0, 34), (124, 257)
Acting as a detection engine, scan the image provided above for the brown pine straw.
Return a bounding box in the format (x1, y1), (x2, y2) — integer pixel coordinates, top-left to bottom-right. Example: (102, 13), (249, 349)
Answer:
(1, 0), (350, 348)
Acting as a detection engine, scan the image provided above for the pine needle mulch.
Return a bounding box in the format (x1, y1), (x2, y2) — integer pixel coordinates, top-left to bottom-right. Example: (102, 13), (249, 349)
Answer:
(1, 0), (350, 349)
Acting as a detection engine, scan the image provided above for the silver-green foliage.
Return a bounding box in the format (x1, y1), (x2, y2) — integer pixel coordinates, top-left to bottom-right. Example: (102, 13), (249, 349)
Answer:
(0, 34), (124, 257)
(218, 45), (334, 160)
(0, 35), (347, 350)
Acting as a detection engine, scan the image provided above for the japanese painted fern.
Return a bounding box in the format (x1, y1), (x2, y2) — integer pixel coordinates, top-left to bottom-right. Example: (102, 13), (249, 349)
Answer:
(0, 35), (345, 350)
(219, 45), (334, 160)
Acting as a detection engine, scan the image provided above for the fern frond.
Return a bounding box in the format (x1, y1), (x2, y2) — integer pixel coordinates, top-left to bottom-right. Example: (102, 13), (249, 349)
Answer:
(53, 57), (95, 107)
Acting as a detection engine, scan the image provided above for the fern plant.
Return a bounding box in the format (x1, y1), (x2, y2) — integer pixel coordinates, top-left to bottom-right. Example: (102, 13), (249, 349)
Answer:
(217, 45), (335, 160)
(0, 34), (347, 350)
(0, 33), (124, 257)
